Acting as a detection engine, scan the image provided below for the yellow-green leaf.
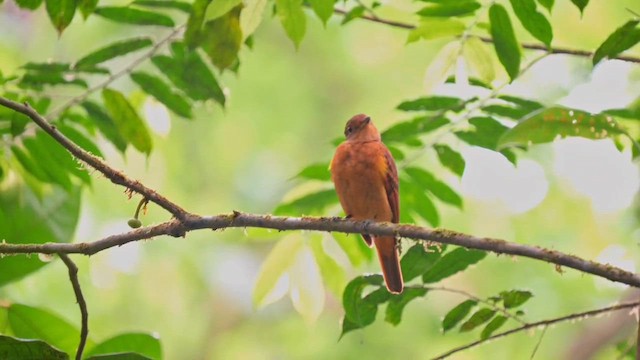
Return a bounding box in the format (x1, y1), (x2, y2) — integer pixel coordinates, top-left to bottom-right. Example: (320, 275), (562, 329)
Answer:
(275, 0), (306, 48)
(463, 36), (495, 84)
(253, 235), (304, 308)
(289, 245), (325, 324)
(201, 5), (243, 71)
(240, 0), (267, 39)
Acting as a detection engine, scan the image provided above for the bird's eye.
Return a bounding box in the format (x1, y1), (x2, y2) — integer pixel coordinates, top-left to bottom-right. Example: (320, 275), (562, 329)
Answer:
(345, 126), (353, 135)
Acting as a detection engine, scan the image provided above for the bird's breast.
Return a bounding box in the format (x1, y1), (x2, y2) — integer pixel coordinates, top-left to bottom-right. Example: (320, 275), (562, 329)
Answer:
(331, 141), (392, 221)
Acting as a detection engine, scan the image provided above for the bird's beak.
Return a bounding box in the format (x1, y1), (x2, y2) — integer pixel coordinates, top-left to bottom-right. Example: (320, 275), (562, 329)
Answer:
(364, 116), (371, 124)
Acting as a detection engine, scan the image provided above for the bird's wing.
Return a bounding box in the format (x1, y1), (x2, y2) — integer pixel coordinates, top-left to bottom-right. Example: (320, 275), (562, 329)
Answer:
(383, 146), (400, 224)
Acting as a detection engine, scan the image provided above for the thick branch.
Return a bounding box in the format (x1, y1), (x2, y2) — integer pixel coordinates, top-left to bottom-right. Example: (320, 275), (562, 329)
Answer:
(59, 254), (88, 360)
(0, 96), (190, 220)
(433, 300), (640, 359)
(1, 212), (639, 288)
(334, 9), (640, 64)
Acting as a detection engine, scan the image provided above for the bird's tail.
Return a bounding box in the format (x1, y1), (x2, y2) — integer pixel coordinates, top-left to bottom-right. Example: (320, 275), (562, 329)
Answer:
(373, 236), (404, 294)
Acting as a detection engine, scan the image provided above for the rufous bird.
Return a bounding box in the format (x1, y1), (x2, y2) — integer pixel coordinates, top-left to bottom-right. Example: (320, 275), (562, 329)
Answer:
(330, 114), (404, 294)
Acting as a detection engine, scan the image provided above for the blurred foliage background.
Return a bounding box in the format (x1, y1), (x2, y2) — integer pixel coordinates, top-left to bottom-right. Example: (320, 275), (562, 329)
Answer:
(0, 0), (639, 358)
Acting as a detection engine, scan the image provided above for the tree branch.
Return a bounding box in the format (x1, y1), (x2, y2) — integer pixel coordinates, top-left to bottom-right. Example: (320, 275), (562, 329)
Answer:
(59, 254), (88, 360)
(45, 24), (185, 120)
(433, 300), (640, 359)
(333, 9), (640, 64)
(0, 96), (191, 220)
(1, 212), (640, 288)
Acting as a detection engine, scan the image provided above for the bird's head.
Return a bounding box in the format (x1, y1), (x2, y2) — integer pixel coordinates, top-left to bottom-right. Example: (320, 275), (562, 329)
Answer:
(344, 114), (381, 142)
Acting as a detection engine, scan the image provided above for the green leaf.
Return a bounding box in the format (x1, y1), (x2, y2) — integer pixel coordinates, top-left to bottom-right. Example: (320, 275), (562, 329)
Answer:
(341, 5), (365, 25)
(498, 95), (544, 110)
(405, 167), (463, 208)
(489, 4), (520, 81)
(407, 18), (465, 43)
(308, 0), (335, 24)
(341, 275), (390, 336)
(57, 124), (103, 158)
(253, 235), (304, 307)
(240, 0), (268, 38)
(82, 101), (128, 153)
(400, 178), (440, 226)
(275, 0), (306, 48)
(382, 117), (449, 144)
(460, 308), (496, 332)
(18, 72), (87, 90)
(0, 335), (68, 360)
(455, 117), (509, 150)
(332, 232), (373, 266)
(10, 146), (52, 184)
(481, 315), (508, 339)
(15, 0), (43, 10)
(130, 72), (192, 118)
(310, 237), (346, 297)
(498, 107), (625, 149)
(85, 333), (161, 360)
(536, 0), (553, 12)
(400, 244), (445, 281)
(22, 62), (70, 73)
(397, 96), (463, 112)
(482, 105), (533, 120)
(385, 287), (428, 325)
(45, 0), (76, 34)
(151, 42), (225, 105)
(417, 1), (481, 17)
(509, 0), (552, 46)
(102, 88), (153, 155)
(274, 189), (337, 215)
(205, 0), (242, 20)
(422, 247), (486, 283)
(133, 0), (192, 13)
(94, 7), (175, 27)
(433, 144), (465, 177)
(8, 304), (83, 355)
(501, 290), (533, 308)
(400, 178), (439, 226)
(569, 0), (588, 14)
(184, 0), (211, 47)
(593, 20), (640, 65)
(20, 133), (74, 189)
(295, 163), (330, 181)
(442, 299), (477, 332)
(75, 38), (153, 70)
(78, 0), (99, 19)
(201, 5), (243, 71)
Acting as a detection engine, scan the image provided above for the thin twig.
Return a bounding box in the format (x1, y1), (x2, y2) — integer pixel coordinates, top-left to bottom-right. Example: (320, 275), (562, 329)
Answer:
(1, 212), (640, 288)
(530, 325), (548, 359)
(0, 96), (191, 220)
(46, 24), (186, 120)
(433, 300), (640, 359)
(58, 254), (88, 360)
(333, 9), (640, 64)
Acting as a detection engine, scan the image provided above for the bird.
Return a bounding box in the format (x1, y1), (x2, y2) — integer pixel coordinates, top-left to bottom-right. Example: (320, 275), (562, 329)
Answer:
(330, 114), (403, 294)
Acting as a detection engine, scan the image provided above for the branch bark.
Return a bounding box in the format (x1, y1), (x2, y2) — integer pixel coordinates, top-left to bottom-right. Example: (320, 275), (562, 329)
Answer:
(334, 9), (640, 64)
(0, 96), (191, 220)
(59, 254), (88, 360)
(1, 212), (640, 288)
(433, 300), (640, 359)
